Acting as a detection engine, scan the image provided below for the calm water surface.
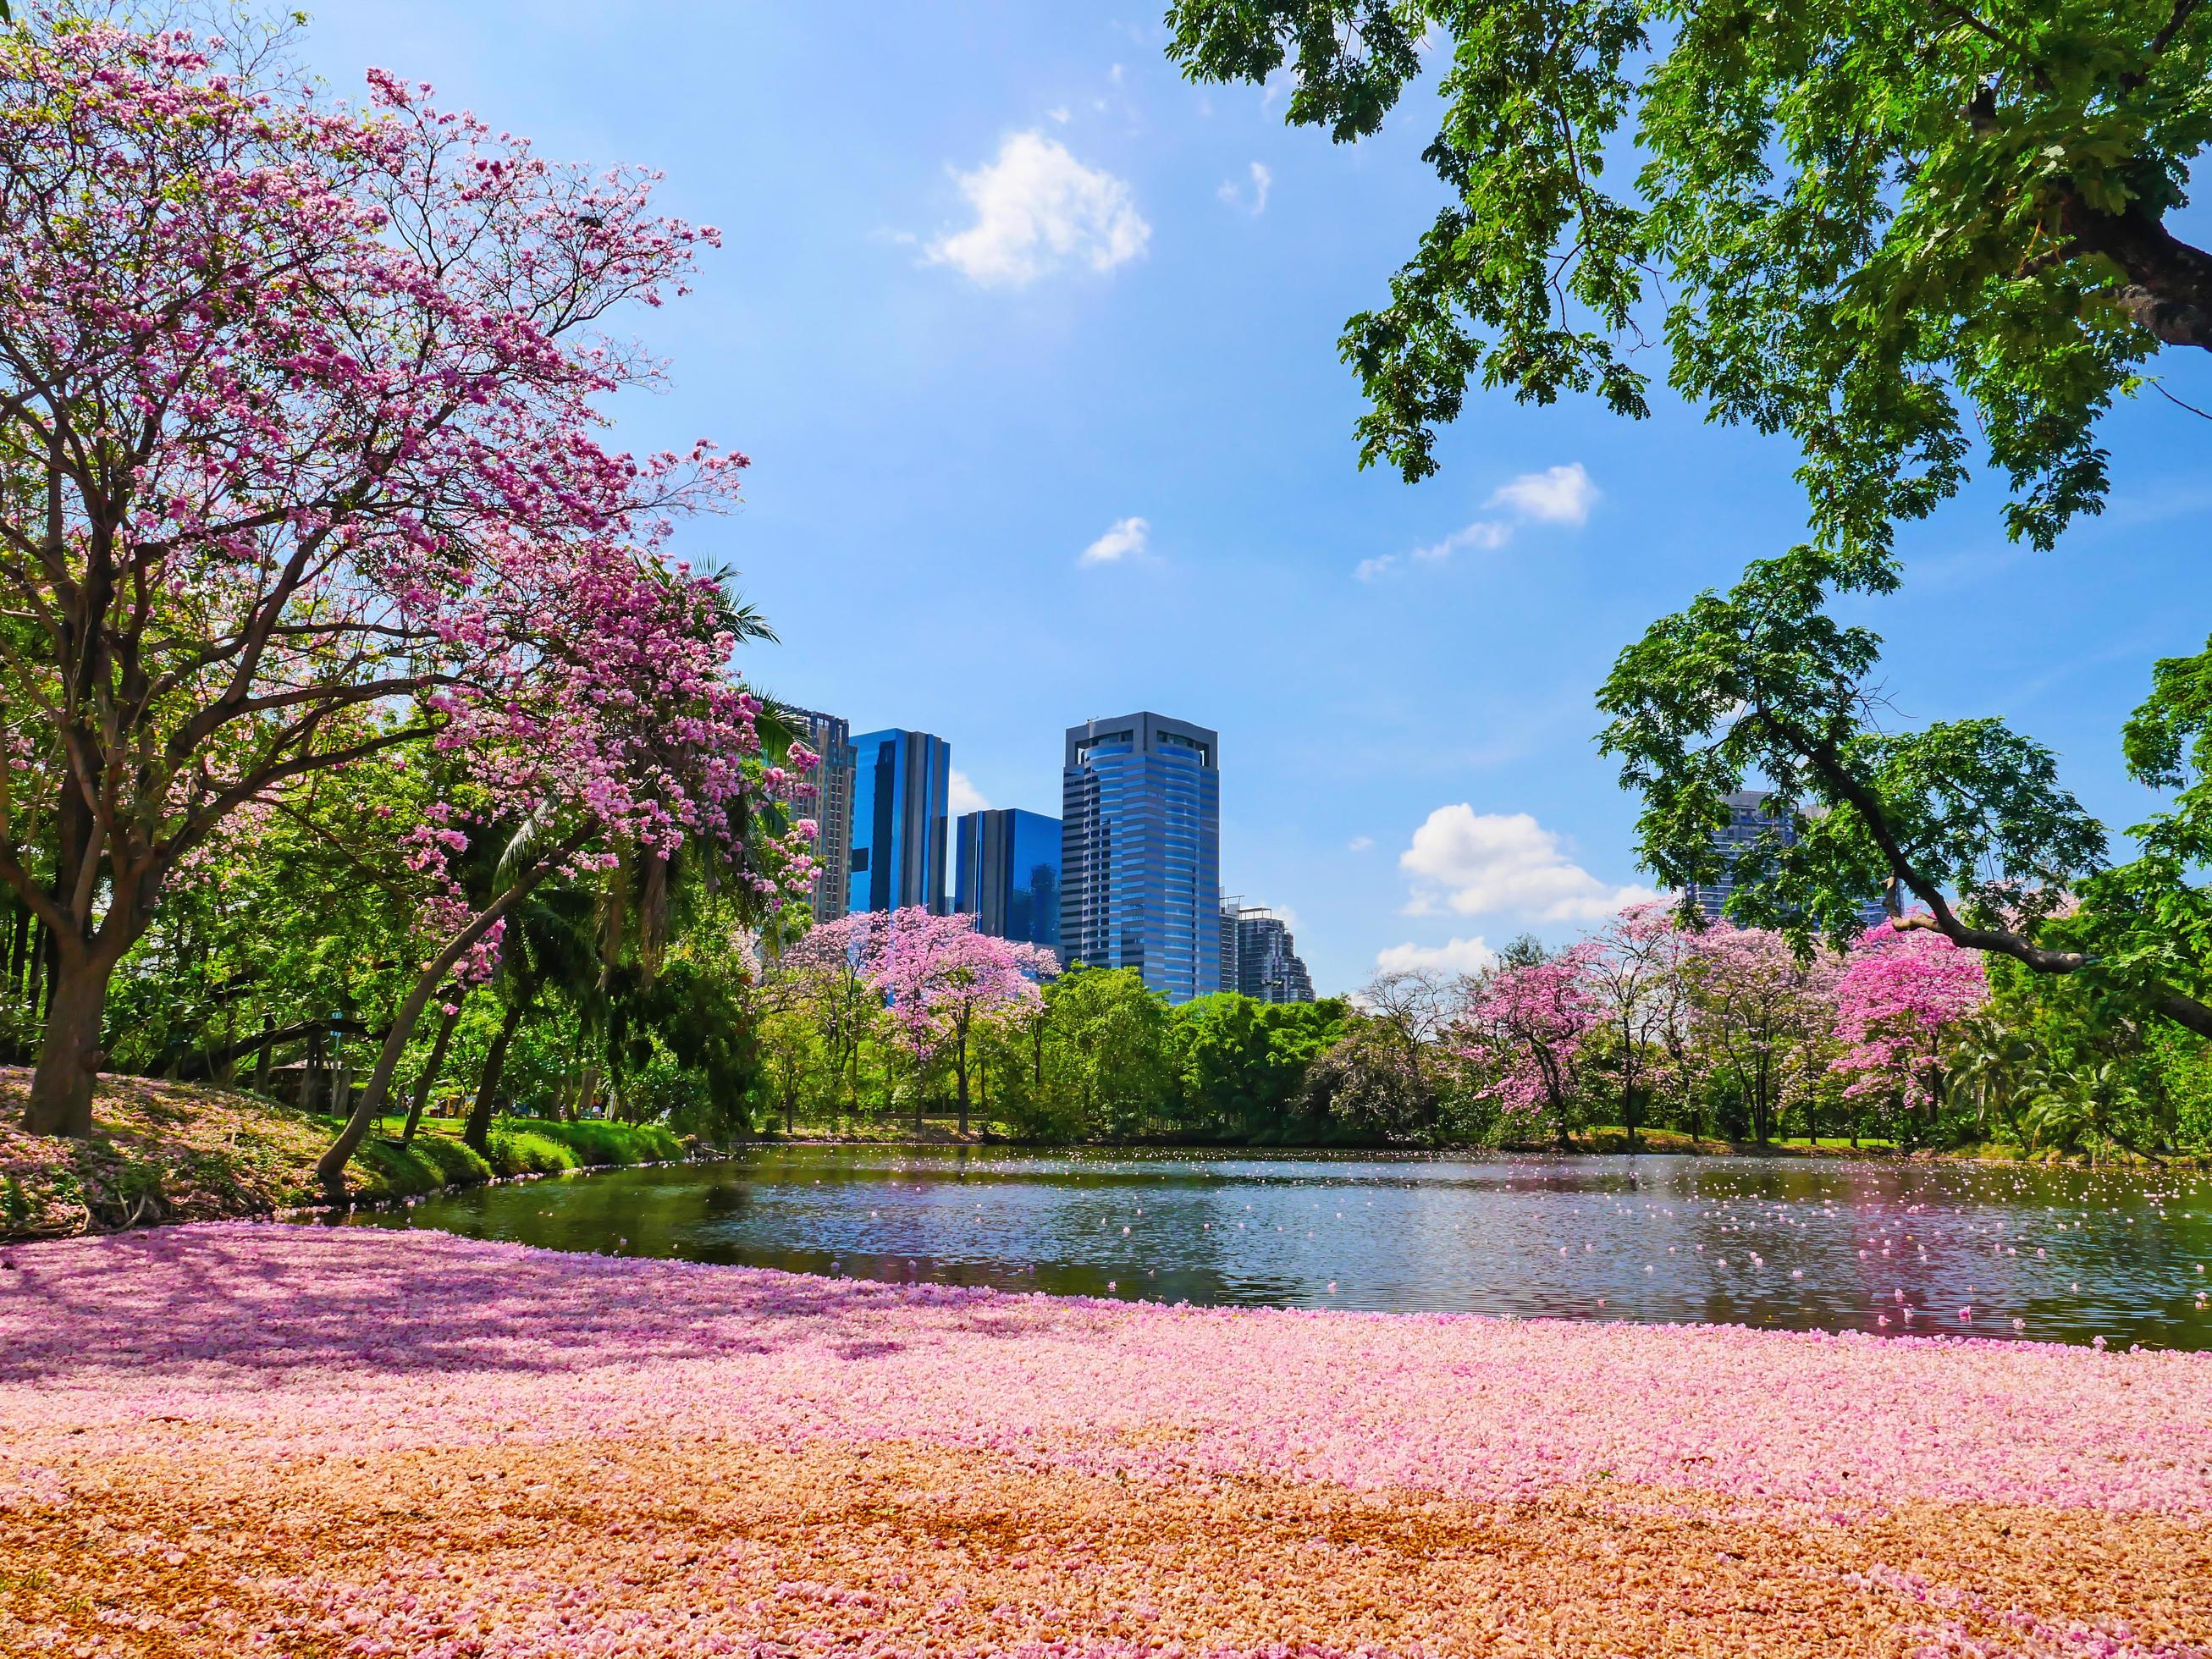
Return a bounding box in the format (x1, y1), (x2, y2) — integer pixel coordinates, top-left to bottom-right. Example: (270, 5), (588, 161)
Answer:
(340, 1146), (2212, 1349)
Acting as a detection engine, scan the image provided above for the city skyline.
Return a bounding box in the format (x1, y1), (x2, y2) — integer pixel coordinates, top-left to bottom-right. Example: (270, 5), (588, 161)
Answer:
(792, 702), (1308, 998)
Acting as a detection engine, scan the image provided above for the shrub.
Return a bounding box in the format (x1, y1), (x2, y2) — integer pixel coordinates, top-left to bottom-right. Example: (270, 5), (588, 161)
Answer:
(350, 1134), (492, 1200)
(483, 1127), (579, 1177)
(522, 1119), (681, 1166)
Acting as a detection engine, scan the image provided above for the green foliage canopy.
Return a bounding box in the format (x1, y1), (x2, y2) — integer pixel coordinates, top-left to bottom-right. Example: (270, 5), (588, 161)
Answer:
(1168, 0), (2211, 557)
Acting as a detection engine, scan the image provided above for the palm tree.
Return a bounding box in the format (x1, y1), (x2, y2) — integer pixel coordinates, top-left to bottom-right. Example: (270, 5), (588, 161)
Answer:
(1946, 1019), (2044, 1144)
(462, 879), (598, 1153)
(2024, 1063), (2164, 1166)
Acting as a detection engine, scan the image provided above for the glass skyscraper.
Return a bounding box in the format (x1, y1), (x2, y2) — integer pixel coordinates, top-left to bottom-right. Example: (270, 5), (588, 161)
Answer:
(1691, 788), (1890, 930)
(847, 728), (950, 915)
(1060, 713), (1220, 1002)
(1218, 900), (1315, 1003)
(954, 808), (1062, 949)
(772, 704), (855, 923)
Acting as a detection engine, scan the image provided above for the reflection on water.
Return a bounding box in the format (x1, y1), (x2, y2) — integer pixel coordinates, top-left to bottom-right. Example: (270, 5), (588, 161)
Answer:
(331, 1146), (2212, 1349)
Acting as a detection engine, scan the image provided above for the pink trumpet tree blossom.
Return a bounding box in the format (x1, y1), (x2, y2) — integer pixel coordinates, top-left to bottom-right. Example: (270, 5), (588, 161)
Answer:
(1586, 902), (1696, 1148)
(775, 912), (894, 1112)
(312, 552), (818, 1195)
(1686, 924), (1842, 1145)
(1454, 945), (1602, 1148)
(0, 18), (747, 1136)
(867, 909), (1056, 1136)
(1831, 918), (1989, 1116)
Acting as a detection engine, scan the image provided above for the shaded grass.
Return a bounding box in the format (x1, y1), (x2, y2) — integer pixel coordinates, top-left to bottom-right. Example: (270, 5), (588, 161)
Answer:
(1, 1069), (689, 1240)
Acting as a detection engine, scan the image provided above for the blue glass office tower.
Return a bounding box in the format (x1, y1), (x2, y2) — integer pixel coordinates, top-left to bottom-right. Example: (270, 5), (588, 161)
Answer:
(955, 809), (1062, 949)
(847, 729), (950, 914)
(1060, 713), (1220, 1002)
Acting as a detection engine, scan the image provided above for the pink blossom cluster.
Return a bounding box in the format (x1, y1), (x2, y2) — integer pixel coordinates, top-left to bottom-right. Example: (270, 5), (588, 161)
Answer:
(1454, 943), (1603, 1118)
(1831, 919), (1990, 1106)
(1445, 903), (1992, 1122)
(0, 17), (813, 1008)
(782, 907), (1059, 1066)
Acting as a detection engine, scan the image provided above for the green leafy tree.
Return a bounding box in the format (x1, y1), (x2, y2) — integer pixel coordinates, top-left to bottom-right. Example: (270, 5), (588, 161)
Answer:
(1167, 1), (2212, 1044)
(1167, 0), (2210, 543)
(1595, 562), (2212, 1034)
(1170, 994), (1349, 1138)
(1038, 966), (1176, 1139)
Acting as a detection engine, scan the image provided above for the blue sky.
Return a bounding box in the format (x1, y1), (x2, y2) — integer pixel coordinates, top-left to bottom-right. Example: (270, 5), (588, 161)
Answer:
(306, 3), (2212, 995)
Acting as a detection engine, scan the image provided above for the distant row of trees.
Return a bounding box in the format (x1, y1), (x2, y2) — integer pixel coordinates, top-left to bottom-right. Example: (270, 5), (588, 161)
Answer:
(743, 901), (2212, 1158)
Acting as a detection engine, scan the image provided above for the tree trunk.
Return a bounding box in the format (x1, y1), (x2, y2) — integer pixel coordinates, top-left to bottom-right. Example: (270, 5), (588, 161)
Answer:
(464, 1000), (527, 1155)
(23, 947), (113, 1137)
(402, 997), (466, 1143)
(317, 844), (574, 1199)
(955, 1023), (971, 1138)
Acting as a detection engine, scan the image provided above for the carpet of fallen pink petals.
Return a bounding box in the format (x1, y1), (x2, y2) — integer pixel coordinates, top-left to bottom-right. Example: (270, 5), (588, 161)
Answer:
(3, 1223), (2209, 1656)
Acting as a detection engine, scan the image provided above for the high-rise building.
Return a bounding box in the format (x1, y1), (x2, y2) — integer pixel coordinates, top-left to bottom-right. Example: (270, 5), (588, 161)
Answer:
(1691, 788), (1890, 930)
(955, 808), (1062, 949)
(1688, 790), (1793, 924)
(1061, 712), (1221, 1002)
(773, 704), (855, 923)
(1220, 900), (1315, 1003)
(847, 728), (951, 914)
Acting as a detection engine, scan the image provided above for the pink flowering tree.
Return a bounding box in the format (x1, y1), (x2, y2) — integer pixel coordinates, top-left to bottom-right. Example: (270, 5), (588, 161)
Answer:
(1687, 926), (1843, 1144)
(1454, 944), (1602, 1149)
(1830, 918), (1989, 1122)
(0, 19), (742, 1136)
(868, 909), (1054, 1136)
(775, 911), (892, 1114)
(313, 548), (816, 1194)
(1586, 902), (1695, 1149)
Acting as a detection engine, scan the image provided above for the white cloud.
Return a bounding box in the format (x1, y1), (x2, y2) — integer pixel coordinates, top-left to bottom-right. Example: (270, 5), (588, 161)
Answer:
(1216, 161), (1271, 215)
(947, 769), (991, 816)
(1412, 518), (1510, 564)
(1079, 515), (1150, 565)
(1045, 105), (1070, 124)
(1347, 835), (1375, 852)
(1487, 461), (1597, 526)
(924, 132), (1150, 286)
(1376, 936), (1497, 975)
(1357, 463), (1596, 580)
(1398, 804), (1658, 923)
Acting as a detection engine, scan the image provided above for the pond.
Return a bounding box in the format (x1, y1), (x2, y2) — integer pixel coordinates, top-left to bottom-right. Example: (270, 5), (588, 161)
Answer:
(334, 1146), (2212, 1350)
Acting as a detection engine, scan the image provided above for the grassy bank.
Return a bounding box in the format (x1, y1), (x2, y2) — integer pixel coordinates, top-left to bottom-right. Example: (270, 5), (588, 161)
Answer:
(0, 1070), (683, 1241)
